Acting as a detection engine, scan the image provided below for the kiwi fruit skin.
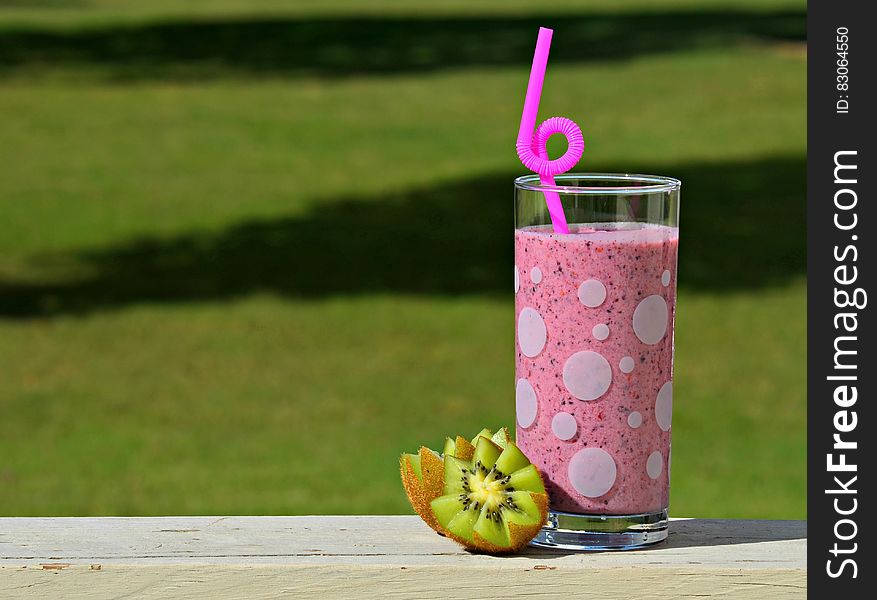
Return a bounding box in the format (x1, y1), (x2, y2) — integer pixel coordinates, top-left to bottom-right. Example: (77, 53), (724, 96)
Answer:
(454, 436), (475, 461)
(400, 434), (473, 534)
(399, 447), (445, 534)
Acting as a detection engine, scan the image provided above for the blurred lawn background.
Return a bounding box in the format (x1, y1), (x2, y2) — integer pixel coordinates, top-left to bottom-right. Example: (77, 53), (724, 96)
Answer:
(0, 0), (805, 518)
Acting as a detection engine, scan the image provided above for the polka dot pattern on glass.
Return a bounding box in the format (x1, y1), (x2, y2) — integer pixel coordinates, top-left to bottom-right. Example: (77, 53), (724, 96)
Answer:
(577, 279), (607, 308)
(627, 411), (642, 429)
(516, 378), (538, 428)
(592, 323), (609, 341)
(551, 412), (578, 441)
(568, 448), (617, 498)
(633, 294), (669, 345)
(619, 356), (635, 373)
(530, 266), (543, 284)
(661, 270), (671, 287)
(562, 351), (612, 401)
(647, 451), (663, 479)
(517, 307), (547, 358)
(655, 381), (673, 431)
(514, 265), (520, 293)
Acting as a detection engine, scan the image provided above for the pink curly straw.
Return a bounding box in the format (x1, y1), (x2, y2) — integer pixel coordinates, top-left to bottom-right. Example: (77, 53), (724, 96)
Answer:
(516, 27), (584, 234)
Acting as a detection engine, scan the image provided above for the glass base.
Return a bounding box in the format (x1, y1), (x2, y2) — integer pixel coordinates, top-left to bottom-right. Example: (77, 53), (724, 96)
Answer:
(531, 509), (669, 551)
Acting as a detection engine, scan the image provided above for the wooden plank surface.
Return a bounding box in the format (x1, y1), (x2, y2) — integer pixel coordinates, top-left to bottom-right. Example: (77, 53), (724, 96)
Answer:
(0, 516), (806, 599)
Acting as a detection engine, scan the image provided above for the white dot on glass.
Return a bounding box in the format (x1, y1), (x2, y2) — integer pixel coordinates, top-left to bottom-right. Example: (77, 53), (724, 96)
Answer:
(655, 381), (673, 431)
(551, 412), (577, 441)
(592, 323), (609, 341)
(530, 266), (543, 284)
(562, 351), (612, 401)
(514, 265), (520, 293)
(516, 378), (538, 428)
(517, 307), (547, 358)
(627, 411), (642, 429)
(633, 294), (669, 345)
(577, 279), (607, 308)
(568, 448), (617, 498)
(647, 451), (664, 479)
(661, 270), (671, 287)
(619, 356), (635, 373)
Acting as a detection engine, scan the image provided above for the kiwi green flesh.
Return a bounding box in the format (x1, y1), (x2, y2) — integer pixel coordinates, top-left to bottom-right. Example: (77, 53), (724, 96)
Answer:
(474, 509), (510, 547)
(491, 427), (512, 449)
(447, 503), (479, 539)
(493, 441), (531, 477)
(431, 494), (465, 526)
(442, 456), (470, 495)
(431, 487), (542, 548)
(431, 443), (545, 548)
(442, 437), (456, 457)
(404, 453), (423, 481)
(472, 437), (502, 472)
(507, 464), (546, 494)
(471, 428), (493, 445)
(505, 491), (542, 525)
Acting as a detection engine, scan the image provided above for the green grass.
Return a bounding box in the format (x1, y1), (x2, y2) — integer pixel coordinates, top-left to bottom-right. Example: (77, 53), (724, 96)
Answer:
(0, 0), (805, 519)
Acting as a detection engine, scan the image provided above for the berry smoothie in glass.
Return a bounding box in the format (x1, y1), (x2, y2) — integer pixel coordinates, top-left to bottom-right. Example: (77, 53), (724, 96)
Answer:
(514, 173), (680, 550)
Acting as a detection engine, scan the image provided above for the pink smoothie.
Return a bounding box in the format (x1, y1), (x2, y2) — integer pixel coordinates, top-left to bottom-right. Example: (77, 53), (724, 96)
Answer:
(514, 223), (678, 515)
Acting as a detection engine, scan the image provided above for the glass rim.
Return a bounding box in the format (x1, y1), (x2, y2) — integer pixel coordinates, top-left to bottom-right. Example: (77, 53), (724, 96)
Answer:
(514, 173), (681, 195)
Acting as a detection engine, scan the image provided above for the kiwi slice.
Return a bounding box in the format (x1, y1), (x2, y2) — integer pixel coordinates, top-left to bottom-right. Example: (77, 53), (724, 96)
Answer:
(491, 427), (513, 449)
(400, 446), (445, 534)
(453, 435), (476, 461)
(401, 434), (477, 534)
(470, 427), (511, 449)
(429, 437), (548, 553)
(470, 428), (493, 445)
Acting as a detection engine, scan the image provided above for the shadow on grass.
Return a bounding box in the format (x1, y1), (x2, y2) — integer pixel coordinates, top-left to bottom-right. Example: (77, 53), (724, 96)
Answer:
(0, 156), (804, 318)
(0, 9), (804, 79)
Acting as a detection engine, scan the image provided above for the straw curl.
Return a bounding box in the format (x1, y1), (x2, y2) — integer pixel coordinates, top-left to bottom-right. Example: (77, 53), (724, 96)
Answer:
(516, 117), (584, 177)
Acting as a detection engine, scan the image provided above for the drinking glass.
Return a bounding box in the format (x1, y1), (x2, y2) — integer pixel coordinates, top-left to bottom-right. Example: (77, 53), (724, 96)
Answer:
(514, 173), (681, 550)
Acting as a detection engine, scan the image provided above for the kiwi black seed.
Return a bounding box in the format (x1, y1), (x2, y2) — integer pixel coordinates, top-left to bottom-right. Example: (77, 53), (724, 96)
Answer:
(429, 436), (549, 553)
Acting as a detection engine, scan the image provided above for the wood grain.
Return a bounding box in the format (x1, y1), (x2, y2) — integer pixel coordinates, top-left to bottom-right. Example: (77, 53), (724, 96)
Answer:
(0, 516), (806, 599)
